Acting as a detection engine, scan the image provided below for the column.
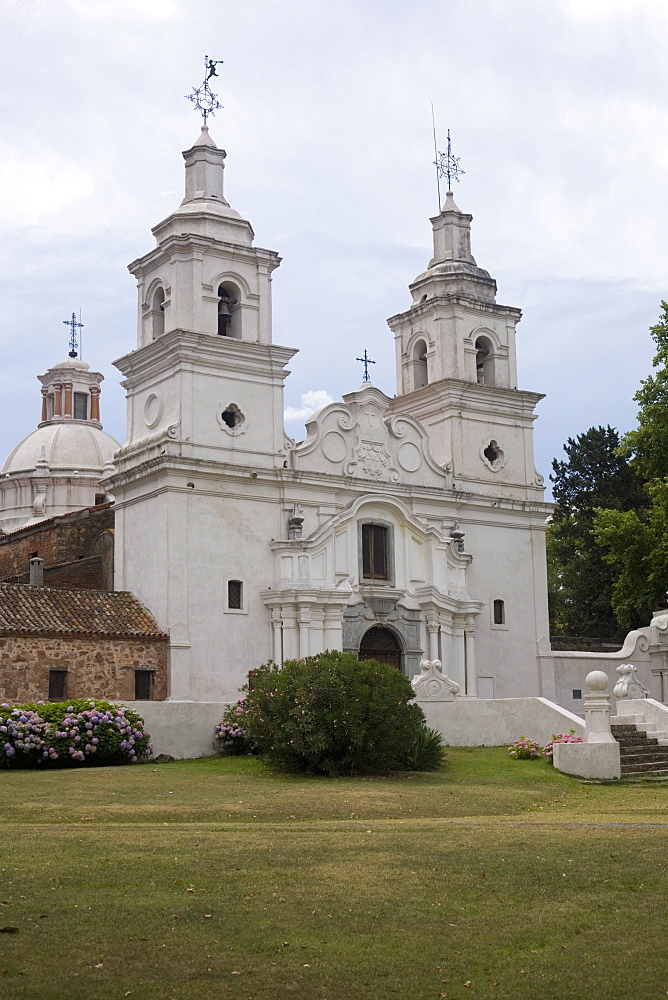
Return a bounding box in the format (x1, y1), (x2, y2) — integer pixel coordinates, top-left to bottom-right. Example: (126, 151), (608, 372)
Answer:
(309, 611), (325, 655)
(90, 386), (101, 422)
(53, 383), (62, 417)
(270, 611), (283, 665)
(464, 628), (478, 697)
(41, 388), (48, 422)
(323, 608), (343, 652)
(298, 611), (311, 658)
(450, 621), (466, 692)
(282, 614), (298, 660)
(439, 622), (452, 676)
(427, 616), (439, 661)
(63, 381), (73, 418)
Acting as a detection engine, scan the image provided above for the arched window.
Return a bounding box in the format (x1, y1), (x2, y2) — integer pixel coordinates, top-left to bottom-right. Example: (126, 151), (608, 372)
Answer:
(413, 339), (428, 390)
(217, 284), (240, 338)
(151, 287), (165, 340)
(475, 336), (495, 386)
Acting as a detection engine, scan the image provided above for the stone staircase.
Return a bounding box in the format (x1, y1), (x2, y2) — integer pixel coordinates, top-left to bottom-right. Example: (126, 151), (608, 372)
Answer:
(611, 718), (668, 777)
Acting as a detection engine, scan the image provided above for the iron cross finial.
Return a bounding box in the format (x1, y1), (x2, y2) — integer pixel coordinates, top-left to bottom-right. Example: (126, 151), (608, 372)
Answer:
(431, 104), (465, 211)
(63, 312), (83, 359)
(356, 349), (376, 382)
(185, 54), (224, 125)
(434, 128), (465, 192)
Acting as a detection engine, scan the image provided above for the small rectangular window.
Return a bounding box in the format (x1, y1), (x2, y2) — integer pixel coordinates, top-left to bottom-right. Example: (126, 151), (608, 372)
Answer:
(73, 392), (88, 420)
(362, 524), (389, 581)
(572, 689), (582, 700)
(49, 669), (67, 701)
(94, 493), (106, 506)
(227, 580), (243, 610)
(134, 670), (153, 700)
(46, 395), (55, 419)
(493, 599), (505, 625)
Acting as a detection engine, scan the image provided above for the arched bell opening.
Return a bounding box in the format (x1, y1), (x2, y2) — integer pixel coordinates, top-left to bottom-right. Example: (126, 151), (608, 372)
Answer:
(358, 625), (403, 671)
(217, 283), (241, 338)
(412, 339), (429, 390)
(151, 287), (165, 340)
(475, 336), (495, 386)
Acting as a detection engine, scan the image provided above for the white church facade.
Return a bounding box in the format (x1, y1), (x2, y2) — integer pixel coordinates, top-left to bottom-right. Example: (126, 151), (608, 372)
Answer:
(107, 124), (553, 705)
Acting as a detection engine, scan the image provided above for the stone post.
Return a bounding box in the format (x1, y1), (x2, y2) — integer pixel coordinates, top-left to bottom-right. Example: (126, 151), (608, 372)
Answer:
(584, 670), (615, 743)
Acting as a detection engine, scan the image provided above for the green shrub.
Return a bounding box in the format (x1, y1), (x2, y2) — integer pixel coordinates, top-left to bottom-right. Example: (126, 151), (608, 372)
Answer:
(242, 651), (425, 776)
(399, 726), (446, 771)
(0, 699), (152, 768)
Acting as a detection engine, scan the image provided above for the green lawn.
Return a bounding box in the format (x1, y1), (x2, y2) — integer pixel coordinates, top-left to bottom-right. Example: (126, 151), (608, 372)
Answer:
(2, 750), (668, 999)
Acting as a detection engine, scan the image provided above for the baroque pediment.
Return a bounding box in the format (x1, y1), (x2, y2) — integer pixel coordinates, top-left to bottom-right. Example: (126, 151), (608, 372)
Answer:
(292, 384), (450, 487)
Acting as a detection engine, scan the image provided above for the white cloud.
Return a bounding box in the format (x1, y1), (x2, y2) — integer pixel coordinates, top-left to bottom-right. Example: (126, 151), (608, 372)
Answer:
(284, 390), (335, 423)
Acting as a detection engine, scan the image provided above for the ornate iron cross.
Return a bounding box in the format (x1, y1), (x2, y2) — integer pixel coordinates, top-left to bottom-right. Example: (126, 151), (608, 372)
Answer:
(63, 312), (83, 358)
(356, 349), (376, 382)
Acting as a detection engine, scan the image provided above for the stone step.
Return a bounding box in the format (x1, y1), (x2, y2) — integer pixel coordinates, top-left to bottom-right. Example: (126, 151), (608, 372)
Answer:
(619, 748), (666, 760)
(611, 724), (638, 733)
(616, 735), (658, 746)
(621, 759), (668, 773)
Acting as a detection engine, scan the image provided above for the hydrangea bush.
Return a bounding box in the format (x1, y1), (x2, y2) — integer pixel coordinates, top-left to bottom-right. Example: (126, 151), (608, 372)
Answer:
(242, 651), (426, 776)
(508, 736), (544, 760)
(215, 698), (258, 755)
(543, 730), (584, 761)
(0, 699), (152, 768)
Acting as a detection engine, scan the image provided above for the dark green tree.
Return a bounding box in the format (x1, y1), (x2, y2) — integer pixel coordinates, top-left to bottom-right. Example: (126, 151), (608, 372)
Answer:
(548, 425), (645, 640)
(619, 302), (668, 480)
(593, 303), (668, 625)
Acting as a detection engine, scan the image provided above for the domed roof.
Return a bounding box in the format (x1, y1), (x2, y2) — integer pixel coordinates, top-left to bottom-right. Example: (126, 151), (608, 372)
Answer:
(1, 422), (119, 477)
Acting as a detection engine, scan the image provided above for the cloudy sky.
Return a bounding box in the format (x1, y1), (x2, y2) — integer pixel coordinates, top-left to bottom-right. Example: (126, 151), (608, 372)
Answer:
(2, 0), (667, 494)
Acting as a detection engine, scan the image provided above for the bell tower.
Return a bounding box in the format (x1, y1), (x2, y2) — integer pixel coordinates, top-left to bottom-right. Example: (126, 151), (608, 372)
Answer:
(387, 191), (544, 500)
(109, 122), (296, 699)
(113, 124), (295, 469)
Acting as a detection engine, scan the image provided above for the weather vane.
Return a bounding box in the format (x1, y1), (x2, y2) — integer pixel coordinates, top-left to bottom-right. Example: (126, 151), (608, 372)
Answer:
(185, 55), (224, 125)
(431, 104), (465, 211)
(356, 349), (376, 382)
(63, 312), (83, 359)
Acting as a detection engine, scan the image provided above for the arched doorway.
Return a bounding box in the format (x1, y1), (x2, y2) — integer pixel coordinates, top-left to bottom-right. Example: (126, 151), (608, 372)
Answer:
(359, 626), (402, 671)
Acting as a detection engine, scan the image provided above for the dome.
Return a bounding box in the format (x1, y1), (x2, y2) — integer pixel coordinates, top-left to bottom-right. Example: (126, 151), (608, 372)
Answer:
(1, 422), (119, 477)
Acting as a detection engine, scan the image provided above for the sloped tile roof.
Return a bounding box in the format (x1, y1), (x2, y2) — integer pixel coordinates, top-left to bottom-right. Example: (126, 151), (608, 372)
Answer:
(0, 584), (168, 639)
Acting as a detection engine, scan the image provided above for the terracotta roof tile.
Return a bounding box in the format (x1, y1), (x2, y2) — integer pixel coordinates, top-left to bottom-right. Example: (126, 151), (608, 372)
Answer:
(0, 584), (167, 638)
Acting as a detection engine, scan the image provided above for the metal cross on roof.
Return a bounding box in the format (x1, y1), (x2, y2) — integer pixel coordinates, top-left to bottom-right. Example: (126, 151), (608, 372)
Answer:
(431, 104), (465, 211)
(63, 312), (83, 359)
(434, 128), (465, 192)
(185, 55), (224, 125)
(356, 349), (376, 382)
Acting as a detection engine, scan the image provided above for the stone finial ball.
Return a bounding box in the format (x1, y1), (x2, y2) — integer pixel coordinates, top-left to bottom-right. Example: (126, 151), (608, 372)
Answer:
(586, 670), (609, 692)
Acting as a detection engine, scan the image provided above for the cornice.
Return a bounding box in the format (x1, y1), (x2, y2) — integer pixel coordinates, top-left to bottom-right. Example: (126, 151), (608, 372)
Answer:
(113, 328), (297, 382)
(128, 233), (281, 277)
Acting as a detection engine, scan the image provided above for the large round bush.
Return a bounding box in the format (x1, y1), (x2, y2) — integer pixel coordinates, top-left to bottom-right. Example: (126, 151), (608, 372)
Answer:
(243, 651), (425, 776)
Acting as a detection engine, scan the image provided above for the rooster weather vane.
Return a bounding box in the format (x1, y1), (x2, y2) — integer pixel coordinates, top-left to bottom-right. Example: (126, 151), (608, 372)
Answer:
(185, 55), (224, 124)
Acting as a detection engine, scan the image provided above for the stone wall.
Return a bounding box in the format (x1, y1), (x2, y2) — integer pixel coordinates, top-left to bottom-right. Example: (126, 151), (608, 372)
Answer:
(0, 633), (168, 704)
(0, 505), (114, 590)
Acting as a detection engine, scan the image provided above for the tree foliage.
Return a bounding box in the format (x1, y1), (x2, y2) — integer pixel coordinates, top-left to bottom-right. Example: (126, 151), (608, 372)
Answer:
(620, 302), (668, 480)
(594, 482), (668, 629)
(592, 304), (668, 626)
(548, 425), (645, 639)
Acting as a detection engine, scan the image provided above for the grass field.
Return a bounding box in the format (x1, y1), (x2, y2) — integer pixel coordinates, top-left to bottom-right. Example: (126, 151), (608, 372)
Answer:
(2, 749), (668, 1000)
